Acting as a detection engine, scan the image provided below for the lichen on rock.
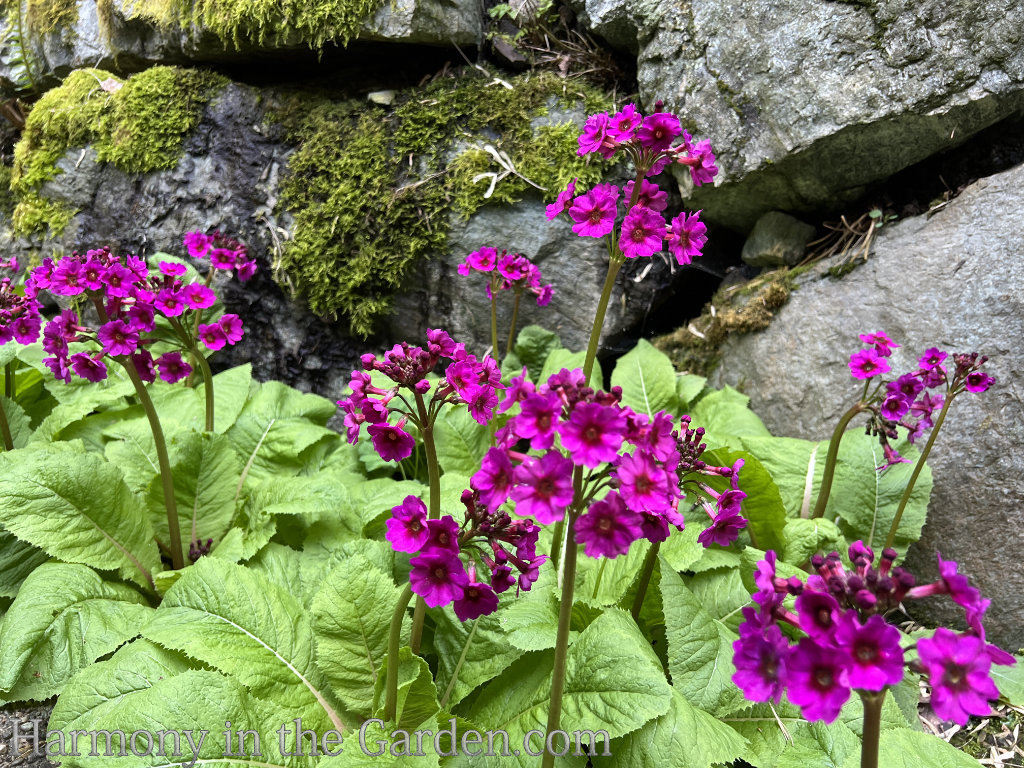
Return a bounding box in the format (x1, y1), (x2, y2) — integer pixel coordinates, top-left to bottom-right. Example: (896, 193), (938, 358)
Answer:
(10, 65), (227, 237)
(273, 70), (613, 337)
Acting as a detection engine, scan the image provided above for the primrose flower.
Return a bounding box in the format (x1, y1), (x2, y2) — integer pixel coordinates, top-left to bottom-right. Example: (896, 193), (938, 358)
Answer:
(848, 348), (890, 379)
(568, 185), (620, 238)
(666, 211), (707, 265)
(574, 492), (644, 559)
(619, 206), (666, 259)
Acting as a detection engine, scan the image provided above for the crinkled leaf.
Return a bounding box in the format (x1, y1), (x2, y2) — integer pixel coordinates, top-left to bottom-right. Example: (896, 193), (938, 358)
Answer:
(594, 687), (747, 768)
(0, 528), (49, 598)
(146, 431), (240, 561)
(225, 380), (337, 487)
(660, 558), (747, 716)
(146, 364), (252, 435)
(0, 395), (31, 448)
(690, 386), (772, 446)
(143, 558), (343, 734)
(991, 656), (1024, 706)
(703, 449), (787, 553)
(432, 607), (524, 708)
(723, 702), (855, 768)
(741, 436), (822, 518)
(865, 727), (987, 768)
(373, 648), (440, 732)
(610, 339), (676, 418)
(469, 609), (673, 768)
(434, 405), (490, 476)
(661, 524), (703, 572)
(498, 585), (575, 652)
(685, 568), (750, 631)
(674, 373), (707, 412)
(311, 555), (409, 718)
(511, 325), (562, 382)
(0, 563), (151, 702)
(0, 443), (159, 587)
(574, 539), (650, 607)
(319, 719), (438, 767)
(782, 518), (844, 564)
(539, 348), (587, 388)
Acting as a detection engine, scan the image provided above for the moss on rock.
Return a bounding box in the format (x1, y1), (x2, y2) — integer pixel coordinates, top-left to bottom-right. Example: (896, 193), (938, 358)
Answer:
(10, 65), (227, 237)
(274, 70), (613, 337)
(130, 0), (386, 49)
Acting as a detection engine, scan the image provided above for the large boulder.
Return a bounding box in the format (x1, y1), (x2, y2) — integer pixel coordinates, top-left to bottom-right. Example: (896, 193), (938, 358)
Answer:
(710, 161), (1024, 649)
(629, 0), (1024, 230)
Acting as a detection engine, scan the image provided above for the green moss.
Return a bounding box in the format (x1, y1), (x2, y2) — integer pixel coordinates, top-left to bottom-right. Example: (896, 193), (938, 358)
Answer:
(130, 0), (385, 50)
(274, 70), (614, 337)
(10, 66), (227, 237)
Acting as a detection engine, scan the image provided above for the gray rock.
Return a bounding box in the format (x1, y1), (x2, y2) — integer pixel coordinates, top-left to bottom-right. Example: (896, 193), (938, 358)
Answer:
(637, 0), (1024, 229)
(740, 211), (816, 267)
(710, 161), (1024, 649)
(567, 0), (663, 53)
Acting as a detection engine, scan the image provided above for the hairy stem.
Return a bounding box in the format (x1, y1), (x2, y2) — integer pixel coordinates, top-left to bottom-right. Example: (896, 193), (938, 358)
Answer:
(630, 540), (661, 621)
(810, 402), (866, 519)
(123, 357), (184, 570)
(505, 291), (522, 361)
(410, 392), (441, 655)
(385, 584), (415, 723)
(0, 395), (13, 451)
(884, 393), (953, 550)
(859, 689), (885, 768)
(194, 348), (215, 431)
(582, 261), (621, 387)
(4, 361), (13, 400)
(490, 291), (499, 361)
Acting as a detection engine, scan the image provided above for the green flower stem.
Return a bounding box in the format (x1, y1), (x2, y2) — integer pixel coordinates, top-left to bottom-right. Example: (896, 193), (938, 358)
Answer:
(410, 391), (441, 655)
(859, 689), (885, 768)
(549, 519), (565, 577)
(884, 393), (954, 550)
(122, 357), (185, 571)
(541, 509), (579, 768)
(385, 584), (415, 723)
(193, 349), (215, 432)
(439, 615), (480, 711)
(810, 402), (866, 519)
(490, 290), (500, 360)
(591, 557), (608, 600)
(4, 361), (14, 399)
(582, 260), (622, 386)
(0, 395), (13, 451)
(630, 540), (661, 621)
(505, 290), (522, 361)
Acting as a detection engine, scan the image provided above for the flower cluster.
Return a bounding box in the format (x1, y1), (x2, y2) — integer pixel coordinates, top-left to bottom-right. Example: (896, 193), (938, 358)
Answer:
(482, 367), (747, 558)
(25, 238), (249, 385)
(457, 247), (553, 307)
(0, 278), (42, 347)
(847, 333), (996, 466)
(545, 104), (715, 266)
(387, 492), (546, 620)
(733, 542), (1014, 724)
(337, 329), (503, 462)
(183, 231), (257, 282)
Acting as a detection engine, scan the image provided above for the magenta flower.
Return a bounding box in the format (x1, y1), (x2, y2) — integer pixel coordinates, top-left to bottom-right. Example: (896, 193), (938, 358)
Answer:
(183, 283), (216, 310)
(848, 348), (891, 379)
(786, 639), (851, 723)
(619, 206), (665, 259)
(101, 263), (135, 297)
(697, 509), (748, 547)
(834, 613), (904, 691)
(409, 550), (469, 608)
(666, 211), (707, 265)
(132, 350), (157, 384)
(155, 289), (187, 317)
(577, 112), (613, 157)
(636, 112), (681, 152)
(917, 629), (1000, 724)
(155, 352), (192, 384)
(732, 624), (790, 703)
(386, 495), (429, 553)
(513, 392), (560, 450)
(367, 421), (416, 462)
(184, 232), (212, 258)
(96, 319), (139, 356)
(686, 139), (718, 186)
(622, 179), (668, 211)
(10, 315), (41, 344)
(545, 178), (578, 220)
(615, 450), (670, 513)
(560, 401), (627, 468)
(965, 371), (995, 393)
(69, 353), (108, 383)
(198, 323), (228, 351)
(209, 248), (237, 270)
(918, 347), (947, 370)
(858, 331), (898, 357)
(454, 582), (500, 621)
(159, 261), (187, 276)
(574, 492), (643, 559)
(608, 104), (642, 142)
(220, 314), (244, 344)
(472, 447), (516, 510)
(879, 392), (910, 421)
(511, 450), (575, 524)
(568, 185), (620, 238)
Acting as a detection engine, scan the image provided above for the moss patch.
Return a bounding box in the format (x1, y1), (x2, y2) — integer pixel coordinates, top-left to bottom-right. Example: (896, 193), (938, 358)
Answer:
(130, 0), (386, 50)
(10, 66), (227, 237)
(274, 70), (613, 337)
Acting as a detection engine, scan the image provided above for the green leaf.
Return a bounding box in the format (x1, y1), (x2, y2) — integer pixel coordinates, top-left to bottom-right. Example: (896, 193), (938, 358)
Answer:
(594, 688), (747, 768)
(373, 648), (440, 731)
(704, 449), (787, 553)
(0, 443), (160, 588)
(610, 339), (676, 417)
(723, 702), (858, 768)
(146, 364), (253, 435)
(825, 431), (930, 554)
(469, 609), (673, 767)
(660, 524), (703, 572)
(432, 608), (524, 707)
(539, 348), (587, 387)
(319, 719), (439, 767)
(991, 655), (1024, 706)
(0, 395), (31, 448)
(685, 568), (750, 631)
(0, 528), (49, 598)
(0, 563), (151, 702)
(674, 373), (707, 412)
(868, 727), (988, 768)
(48, 639), (194, 734)
(512, 325), (562, 382)
(143, 558), (343, 734)
(782, 518), (844, 564)
(225, 380), (337, 487)
(32, 400), (134, 445)
(498, 585), (574, 652)
(146, 431), (240, 561)
(690, 386), (771, 445)
(741, 436), (822, 519)
(311, 555), (409, 718)
(660, 559), (748, 716)
(433, 405), (490, 476)
(574, 539), (650, 606)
